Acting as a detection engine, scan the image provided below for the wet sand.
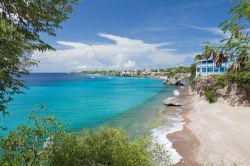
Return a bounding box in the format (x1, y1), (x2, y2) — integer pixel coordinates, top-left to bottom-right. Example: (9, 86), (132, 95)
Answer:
(166, 87), (200, 165)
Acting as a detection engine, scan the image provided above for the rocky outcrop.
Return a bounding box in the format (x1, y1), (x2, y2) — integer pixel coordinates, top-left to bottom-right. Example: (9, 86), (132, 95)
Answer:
(163, 73), (190, 86)
(162, 97), (182, 106)
(192, 75), (250, 107)
(191, 76), (218, 95)
(218, 83), (250, 106)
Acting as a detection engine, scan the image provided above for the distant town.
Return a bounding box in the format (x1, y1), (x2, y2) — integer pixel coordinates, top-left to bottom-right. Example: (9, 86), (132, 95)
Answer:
(73, 66), (191, 78)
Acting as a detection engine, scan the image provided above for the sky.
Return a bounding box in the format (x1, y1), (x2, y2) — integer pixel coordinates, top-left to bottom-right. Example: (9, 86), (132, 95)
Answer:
(32, 0), (236, 72)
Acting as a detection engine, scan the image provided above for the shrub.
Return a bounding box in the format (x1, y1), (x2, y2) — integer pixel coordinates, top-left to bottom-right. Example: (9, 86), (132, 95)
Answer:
(1, 111), (171, 166)
(192, 69), (250, 103)
(189, 64), (196, 83)
(0, 108), (62, 166)
(227, 71), (250, 87)
(166, 71), (175, 78)
(204, 86), (218, 103)
(49, 128), (171, 166)
(165, 66), (191, 78)
(216, 74), (227, 88)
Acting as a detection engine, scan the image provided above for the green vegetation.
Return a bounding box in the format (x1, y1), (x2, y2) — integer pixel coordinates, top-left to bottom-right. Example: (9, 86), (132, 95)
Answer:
(0, 1), (180, 164)
(49, 129), (171, 166)
(192, 69), (250, 103)
(204, 86), (218, 103)
(191, 0), (250, 76)
(0, 110), (171, 166)
(0, 106), (62, 165)
(76, 66), (191, 79)
(0, 0), (78, 114)
(226, 71), (250, 87)
(219, 0), (250, 69)
(190, 1), (250, 104)
(194, 75), (225, 103)
(200, 0), (250, 71)
(0, 0), (248, 164)
(216, 75), (227, 89)
(215, 69), (250, 89)
(165, 66), (190, 78)
(189, 64), (196, 82)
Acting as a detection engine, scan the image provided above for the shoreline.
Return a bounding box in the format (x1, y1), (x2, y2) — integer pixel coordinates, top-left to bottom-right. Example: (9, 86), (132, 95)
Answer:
(152, 86), (198, 165)
(166, 87), (200, 165)
(167, 86), (250, 165)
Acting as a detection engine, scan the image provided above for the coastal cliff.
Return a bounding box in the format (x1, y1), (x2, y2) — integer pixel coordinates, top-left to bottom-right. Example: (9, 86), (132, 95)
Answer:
(191, 75), (250, 106)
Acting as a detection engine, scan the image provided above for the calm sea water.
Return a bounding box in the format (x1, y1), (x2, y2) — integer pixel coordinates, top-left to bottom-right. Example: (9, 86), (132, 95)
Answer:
(1, 73), (175, 137)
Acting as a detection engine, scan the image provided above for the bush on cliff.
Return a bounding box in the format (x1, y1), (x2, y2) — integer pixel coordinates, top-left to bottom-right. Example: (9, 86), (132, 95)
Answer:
(204, 86), (218, 103)
(216, 74), (227, 88)
(227, 71), (250, 87)
(189, 64), (196, 82)
(192, 69), (250, 105)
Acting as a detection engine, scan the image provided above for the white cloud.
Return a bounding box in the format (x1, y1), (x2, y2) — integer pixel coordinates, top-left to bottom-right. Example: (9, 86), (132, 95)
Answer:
(184, 24), (231, 38)
(124, 60), (136, 68)
(189, 26), (225, 36)
(183, 25), (232, 46)
(32, 33), (194, 72)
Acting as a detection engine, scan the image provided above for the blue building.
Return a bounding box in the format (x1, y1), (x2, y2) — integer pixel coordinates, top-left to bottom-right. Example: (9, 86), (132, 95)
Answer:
(195, 57), (233, 77)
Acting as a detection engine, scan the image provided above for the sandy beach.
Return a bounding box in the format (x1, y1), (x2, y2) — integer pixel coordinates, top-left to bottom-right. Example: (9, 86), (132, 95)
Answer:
(168, 87), (250, 166)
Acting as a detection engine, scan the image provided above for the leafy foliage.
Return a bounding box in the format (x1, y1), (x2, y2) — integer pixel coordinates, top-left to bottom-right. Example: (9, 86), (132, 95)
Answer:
(200, 0), (250, 71)
(191, 1), (250, 103)
(194, 54), (205, 61)
(204, 86), (218, 103)
(204, 75), (226, 103)
(0, 0), (78, 114)
(216, 74), (227, 89)
(49, 128), (171, 166)
(0, 111), (172, 166)
(0, 106), (62, 166)
(227, 70), (250, 87)
(165, 66), (191, 78)
(189, 64), (196, 82)
(220, 0), (250, 52)
(0, 50), (36, 115)
(215, 67), (250, 89)
(0, 0), (79, 48)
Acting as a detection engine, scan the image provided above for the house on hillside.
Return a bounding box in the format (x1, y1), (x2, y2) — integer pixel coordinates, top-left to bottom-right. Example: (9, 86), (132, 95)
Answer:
(195, 57), (233, 77)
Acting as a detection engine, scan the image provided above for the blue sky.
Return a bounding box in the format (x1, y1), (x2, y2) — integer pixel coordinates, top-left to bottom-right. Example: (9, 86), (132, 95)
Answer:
(34, 0), (235, 72)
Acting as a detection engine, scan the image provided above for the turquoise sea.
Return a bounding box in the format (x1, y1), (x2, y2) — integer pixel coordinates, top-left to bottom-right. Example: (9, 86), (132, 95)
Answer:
(1, 73), (175, 137)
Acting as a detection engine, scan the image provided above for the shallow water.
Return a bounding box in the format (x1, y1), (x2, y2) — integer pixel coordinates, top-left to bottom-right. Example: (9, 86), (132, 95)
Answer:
(1, 73), (175, 137)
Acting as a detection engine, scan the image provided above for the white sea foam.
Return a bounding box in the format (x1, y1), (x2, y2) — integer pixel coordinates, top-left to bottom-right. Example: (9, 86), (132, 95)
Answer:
(151, 110), (185, 164)
(173, 90), (180, 96)
(90, 76), (95, 79)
